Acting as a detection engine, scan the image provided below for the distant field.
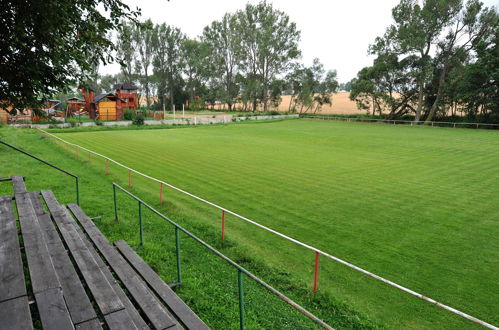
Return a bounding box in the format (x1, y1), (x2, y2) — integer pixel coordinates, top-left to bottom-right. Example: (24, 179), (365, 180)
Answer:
(53, 119), (499, 328)
(278, 92), (361, 114)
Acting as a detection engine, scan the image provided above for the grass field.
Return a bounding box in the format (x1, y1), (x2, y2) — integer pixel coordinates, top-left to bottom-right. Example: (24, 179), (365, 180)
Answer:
(2, 119), (498, 328)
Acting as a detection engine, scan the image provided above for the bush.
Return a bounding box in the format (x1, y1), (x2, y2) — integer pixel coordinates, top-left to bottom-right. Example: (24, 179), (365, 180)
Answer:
(95, 119), (103, 126)
(66, 117), (77, 127)
(133, 111), (144, 126)
(124, 109), (135, 121)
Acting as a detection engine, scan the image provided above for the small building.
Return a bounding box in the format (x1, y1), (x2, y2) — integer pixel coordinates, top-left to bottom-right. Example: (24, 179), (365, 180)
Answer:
(66, 97), (86, 117)
(93, 93), (125, 120)
(114, 83), (138, 110)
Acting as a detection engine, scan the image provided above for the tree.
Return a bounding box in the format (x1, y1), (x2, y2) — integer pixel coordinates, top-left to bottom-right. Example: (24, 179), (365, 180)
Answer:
(0, 0), (139, 113)
(286, 59), (338, 114)
(377, 0), (461, 121)
(202, 14), (241, 111)
(456, 25), (499, 120)
(425, 0), (497, 122)
(236, 1), (301, 111)
(182, 39), (210, 108)
(134, 19), (155, 108)
(152, 24), (185, 110)
(350, 52), (418, 119)
(116, 20), (137, 83)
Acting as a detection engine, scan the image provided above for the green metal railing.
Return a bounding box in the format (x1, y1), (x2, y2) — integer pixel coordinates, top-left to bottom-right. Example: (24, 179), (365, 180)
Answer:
(112, 182), (332, 330)
(0, 139), (79, 204)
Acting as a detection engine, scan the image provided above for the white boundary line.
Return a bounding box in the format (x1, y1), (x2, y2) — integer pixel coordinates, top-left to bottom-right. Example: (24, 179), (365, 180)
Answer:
(39, 128), (498, 329)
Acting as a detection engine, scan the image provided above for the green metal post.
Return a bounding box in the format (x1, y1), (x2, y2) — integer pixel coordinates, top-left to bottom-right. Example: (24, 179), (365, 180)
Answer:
(238, 269), (245, 330)
(139, 201), (143, 246)
(175, 227), (182, 284)
(113, 184), (118, 221)
(75, 177), (80, 205)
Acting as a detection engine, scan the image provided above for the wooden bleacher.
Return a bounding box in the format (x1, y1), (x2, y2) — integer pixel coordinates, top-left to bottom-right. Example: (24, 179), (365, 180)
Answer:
(0, 176), (209, 330)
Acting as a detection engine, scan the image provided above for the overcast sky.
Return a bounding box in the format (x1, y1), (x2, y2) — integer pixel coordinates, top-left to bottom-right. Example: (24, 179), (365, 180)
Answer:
(100, 0), (498, 83)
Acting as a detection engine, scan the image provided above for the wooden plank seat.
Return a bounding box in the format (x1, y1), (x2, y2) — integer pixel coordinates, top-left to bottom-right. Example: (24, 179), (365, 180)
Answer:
(0, 176), (209, 330)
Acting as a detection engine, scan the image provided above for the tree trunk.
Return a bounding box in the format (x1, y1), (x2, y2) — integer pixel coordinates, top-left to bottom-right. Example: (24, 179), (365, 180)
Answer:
(145, 67), (150, 108)
(414, 81), (424, 122)
(425, 61), (449, 123)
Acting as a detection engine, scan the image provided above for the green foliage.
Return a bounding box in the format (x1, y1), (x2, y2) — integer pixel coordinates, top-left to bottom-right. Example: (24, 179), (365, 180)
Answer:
(352, 0), (498, 122)
(133, 111), (144, 125)
(286, 59), (338, 113)
(236, 1), (301, 111)
(124, 109), (135, 121)
(65, 118), (78, 127)
(0, 0), (138, 113)
(152, 24), (185, 111)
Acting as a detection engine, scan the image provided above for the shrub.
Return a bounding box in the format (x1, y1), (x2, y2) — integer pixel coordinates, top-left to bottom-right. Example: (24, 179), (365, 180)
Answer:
(124, 109), (135, 121)
(66, 117), (77, 127)
(133, 111), (144, 126)
(95, 119), (103, 126)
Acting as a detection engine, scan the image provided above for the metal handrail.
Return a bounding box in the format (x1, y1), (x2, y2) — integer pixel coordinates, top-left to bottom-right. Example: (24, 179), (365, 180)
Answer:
(112, 182), (333, 330)
(0, 139), (79, 205)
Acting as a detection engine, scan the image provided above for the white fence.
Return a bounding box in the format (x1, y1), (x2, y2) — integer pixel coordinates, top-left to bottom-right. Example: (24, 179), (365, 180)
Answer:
(300, 114), (499, 129)
(38, 128), (498, 329)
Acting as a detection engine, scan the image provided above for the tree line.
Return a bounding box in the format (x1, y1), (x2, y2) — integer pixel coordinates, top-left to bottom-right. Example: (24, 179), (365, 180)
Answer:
(349, 0), (498, 123)
(103, 1), (338, 113)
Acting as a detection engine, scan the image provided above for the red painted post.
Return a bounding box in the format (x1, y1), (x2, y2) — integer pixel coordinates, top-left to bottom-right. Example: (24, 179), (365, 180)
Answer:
(128, 170), (132, 187)
(105, 159), (109, 175)
(159, 182), (163, 205)
(221, 210), (225, 241)
(313, 251), (319, 293)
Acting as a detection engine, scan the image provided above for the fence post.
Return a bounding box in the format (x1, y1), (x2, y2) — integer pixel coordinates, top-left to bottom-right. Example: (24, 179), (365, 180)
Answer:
(175, 227), (182, 284)
(128, 169), (132, 188)
(222, 210), (225, 241)
(75, 177), (80, 206)
(138, 201), (143, 246)
(113, 184), (119, 221)
(159, 182), (163, 205)
(237, 269), (245, 330)
(313, 251), (319, 293)
(106, 159), (109, 175)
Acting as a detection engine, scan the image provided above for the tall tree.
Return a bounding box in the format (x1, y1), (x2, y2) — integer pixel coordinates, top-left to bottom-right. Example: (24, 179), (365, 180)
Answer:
(350, 52), (418, 119)
(182, 39), (210, 107)
(0, 0), (139, 112)
(116, 20), (137, 83)
(202, 14), (241, 111)
(286, 59), (338, 114)
(152, 24), (185, 110)
(425, 0), (497, 122)
(236, 1), (301, 111)
(377, 0), (461, 121)
(456, 26), (499, 119)
(134, 19), (155, 108)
